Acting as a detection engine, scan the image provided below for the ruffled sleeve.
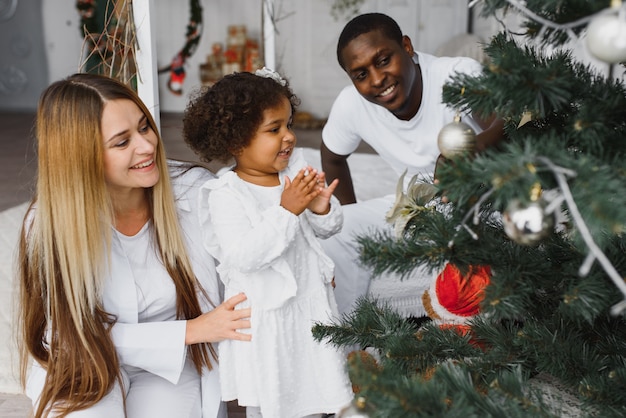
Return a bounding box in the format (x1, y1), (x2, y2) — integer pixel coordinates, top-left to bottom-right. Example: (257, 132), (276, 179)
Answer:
(304, 195), (343, 239)
(282, 148), (344, 239)
(198, 173), (299, 309)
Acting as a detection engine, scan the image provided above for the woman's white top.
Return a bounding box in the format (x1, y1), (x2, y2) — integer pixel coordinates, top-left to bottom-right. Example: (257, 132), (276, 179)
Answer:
(26, 163), (225, 418)
(106, 163), (223, 417)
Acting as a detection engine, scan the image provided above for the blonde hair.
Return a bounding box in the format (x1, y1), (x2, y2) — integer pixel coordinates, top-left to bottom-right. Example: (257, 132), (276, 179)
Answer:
(18, 73), (215, 417)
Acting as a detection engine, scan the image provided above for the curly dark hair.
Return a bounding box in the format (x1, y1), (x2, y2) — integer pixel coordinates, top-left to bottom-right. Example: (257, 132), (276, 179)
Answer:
(183, 71), (300, 164)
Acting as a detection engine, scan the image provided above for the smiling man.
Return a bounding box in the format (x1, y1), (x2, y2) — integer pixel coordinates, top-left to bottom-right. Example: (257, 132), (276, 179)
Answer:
(320, 13), (504, 315)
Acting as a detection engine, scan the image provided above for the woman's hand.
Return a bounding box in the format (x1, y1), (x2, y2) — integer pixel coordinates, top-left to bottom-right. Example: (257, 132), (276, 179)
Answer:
(185, 293), (251, 344)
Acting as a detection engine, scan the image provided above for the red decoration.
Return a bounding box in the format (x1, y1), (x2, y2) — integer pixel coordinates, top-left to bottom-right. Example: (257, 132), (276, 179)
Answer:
(167, 52), (186, 96)
(422, 263), (491, 325)
(159, 0), (203, 95)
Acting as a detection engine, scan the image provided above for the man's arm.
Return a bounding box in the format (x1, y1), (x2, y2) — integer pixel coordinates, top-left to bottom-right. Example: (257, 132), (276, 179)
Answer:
(473, 112), (506, 151)
(320, 142), (357, 205)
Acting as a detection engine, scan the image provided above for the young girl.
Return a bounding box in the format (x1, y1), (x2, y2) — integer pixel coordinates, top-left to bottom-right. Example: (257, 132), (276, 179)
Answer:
(183, 70), (354, 418)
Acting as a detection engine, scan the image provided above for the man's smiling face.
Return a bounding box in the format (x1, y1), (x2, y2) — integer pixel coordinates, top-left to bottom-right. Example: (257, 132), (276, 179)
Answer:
(340, 29), (421, 120)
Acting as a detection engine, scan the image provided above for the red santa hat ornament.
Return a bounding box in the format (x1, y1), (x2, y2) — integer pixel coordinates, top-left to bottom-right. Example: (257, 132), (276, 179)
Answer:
(422, 263), (492, 325)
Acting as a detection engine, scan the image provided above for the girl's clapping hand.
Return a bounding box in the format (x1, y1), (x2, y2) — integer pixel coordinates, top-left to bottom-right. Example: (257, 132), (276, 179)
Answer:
(307, 171), (339, 215)
(281, 166), (322, 215)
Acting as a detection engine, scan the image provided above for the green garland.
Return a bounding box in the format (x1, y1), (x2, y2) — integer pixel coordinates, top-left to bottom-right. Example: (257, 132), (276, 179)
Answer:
(76, 0), (203, 94)
(76, 0), (115, 74)
(158, 0), (203, 95)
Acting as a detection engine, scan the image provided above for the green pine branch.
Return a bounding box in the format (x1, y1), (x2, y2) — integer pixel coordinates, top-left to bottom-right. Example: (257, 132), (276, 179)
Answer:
(318, 2), (626, 415)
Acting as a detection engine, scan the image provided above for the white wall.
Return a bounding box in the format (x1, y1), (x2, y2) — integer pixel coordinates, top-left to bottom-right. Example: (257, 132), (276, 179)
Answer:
(33, 0), (626, 116)
(273, 0), (470, 118)
(42, 0), (262, 112)
(153, 0), (262, 112)
(42, 0), (83, 84)
(41, 0), (472, 116)
(0, 0), (49, 110)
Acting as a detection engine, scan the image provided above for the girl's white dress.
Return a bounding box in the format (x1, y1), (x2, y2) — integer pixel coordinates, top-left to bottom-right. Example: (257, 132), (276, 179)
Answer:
(198, 149), (353, 418)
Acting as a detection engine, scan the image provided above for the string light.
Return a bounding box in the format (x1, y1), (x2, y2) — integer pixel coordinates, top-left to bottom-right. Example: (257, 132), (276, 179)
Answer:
(536, 157), (626, 316)
(448, 157), (626, 315)
(468, 0), (626, 49)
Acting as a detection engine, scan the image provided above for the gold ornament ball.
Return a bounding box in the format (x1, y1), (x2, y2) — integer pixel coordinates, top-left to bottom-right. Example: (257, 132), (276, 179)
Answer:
(337, 397), (370, 417)
(437, 118), (477, 159)
(502, 198), (555, 246)
(585, 12), (626, 64)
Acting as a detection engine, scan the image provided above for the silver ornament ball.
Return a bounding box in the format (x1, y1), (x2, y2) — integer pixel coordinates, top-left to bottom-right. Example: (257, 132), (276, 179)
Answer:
(502, 198), (555, 246)
(585, 12), (626, 64)
(437, 117), (477, 159)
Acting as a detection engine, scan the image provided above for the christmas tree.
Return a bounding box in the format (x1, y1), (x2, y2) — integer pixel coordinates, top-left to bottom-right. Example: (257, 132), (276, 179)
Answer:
(313, 1), (626, 416)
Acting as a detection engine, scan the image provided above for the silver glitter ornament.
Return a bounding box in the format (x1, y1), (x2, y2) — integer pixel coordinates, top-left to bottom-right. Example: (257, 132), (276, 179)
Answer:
(437, 114), (477, 159)
(502, 198), (555, 246)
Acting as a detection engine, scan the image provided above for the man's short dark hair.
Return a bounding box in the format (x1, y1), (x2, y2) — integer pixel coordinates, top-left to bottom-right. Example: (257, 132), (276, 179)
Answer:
(336, 13), (404, 69)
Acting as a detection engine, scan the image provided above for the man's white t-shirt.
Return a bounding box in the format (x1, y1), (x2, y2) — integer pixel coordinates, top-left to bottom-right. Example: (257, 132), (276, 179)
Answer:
(323, 51), (483, 184)
(320, 51), (486, 316)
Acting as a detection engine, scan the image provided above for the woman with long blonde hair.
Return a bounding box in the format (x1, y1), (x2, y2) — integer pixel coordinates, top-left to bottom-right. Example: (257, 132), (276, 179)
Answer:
(18, 73), (251, 418)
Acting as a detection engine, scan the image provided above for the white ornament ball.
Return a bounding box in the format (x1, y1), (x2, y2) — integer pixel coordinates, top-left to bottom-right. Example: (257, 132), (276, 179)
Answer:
(437, 118), (477, 159)
(502, 198), (555, 246)
(586, 12), (626, 64)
